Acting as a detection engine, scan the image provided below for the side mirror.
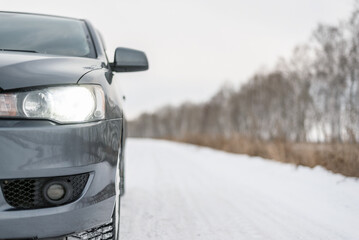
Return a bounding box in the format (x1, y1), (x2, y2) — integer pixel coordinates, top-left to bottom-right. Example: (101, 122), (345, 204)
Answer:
(111, 47), (149, 72)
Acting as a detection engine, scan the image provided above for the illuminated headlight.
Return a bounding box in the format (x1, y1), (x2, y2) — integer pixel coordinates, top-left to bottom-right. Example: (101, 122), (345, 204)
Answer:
(0, 85), (105, 123)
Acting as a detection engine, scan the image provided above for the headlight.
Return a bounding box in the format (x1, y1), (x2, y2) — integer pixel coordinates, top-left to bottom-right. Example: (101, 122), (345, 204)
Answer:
(0, 85), (105, 123)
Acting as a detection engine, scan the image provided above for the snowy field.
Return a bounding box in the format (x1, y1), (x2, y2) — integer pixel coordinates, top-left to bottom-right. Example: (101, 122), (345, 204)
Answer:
(120, 139), (359, 240)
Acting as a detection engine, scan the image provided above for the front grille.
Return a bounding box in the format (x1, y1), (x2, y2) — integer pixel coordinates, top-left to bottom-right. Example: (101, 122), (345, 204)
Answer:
(69, 218), (114, 240)
(0, 173), (89, 209)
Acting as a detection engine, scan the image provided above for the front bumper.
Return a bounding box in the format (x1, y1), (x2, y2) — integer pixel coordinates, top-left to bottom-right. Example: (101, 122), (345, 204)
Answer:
(0, 119), (122, 239)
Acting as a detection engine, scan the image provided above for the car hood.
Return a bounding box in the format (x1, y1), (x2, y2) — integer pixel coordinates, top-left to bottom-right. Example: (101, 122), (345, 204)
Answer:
(0, 52), (103, 91)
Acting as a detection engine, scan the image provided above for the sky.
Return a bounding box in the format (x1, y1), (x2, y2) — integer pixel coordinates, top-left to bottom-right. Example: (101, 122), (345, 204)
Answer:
(1, 0), (354, 119)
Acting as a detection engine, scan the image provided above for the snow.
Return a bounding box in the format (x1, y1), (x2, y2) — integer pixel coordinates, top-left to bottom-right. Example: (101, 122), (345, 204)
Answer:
(120, 139), (359, 240)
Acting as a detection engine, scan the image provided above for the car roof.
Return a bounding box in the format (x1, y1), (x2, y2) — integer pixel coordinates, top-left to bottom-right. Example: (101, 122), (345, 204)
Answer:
(0, 11), (82, 21)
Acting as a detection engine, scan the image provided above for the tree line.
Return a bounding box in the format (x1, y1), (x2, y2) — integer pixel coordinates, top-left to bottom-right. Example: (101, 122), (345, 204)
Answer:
(129, 5), (359, 143)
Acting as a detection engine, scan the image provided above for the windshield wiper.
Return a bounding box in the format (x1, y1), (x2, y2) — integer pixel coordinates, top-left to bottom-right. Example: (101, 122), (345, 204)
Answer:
(0, 49), (39, 53)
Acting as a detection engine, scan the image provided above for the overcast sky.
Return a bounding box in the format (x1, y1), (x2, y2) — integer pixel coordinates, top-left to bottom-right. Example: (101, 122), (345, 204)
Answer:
(1, 0), (354, 119)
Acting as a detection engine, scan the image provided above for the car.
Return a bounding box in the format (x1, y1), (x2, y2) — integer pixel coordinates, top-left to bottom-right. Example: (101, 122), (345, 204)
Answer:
(0, 11), (148, 240)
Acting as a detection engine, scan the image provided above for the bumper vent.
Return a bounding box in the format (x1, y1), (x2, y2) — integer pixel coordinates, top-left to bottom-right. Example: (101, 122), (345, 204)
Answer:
(69, 218), (114, 240)
(0, 173), (89, 209)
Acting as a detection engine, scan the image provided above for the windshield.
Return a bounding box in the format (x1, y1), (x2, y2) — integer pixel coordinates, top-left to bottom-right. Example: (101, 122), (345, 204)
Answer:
(0, 12), (96, 58)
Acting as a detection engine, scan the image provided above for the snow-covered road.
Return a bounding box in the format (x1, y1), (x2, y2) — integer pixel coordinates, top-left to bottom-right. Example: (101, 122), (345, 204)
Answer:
(120, 139), (359, 240)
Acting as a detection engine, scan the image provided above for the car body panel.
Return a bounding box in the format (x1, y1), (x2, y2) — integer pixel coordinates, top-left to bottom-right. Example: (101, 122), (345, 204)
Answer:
(0, 120), (121, 178)
(0, 52), (104, 91)
(0, 119), (122, 239)
(0, 196), (116, 239)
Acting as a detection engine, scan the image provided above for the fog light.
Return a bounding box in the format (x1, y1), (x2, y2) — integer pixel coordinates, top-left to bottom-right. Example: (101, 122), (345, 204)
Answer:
(43, 180), (73, 205)
(47, 184), (65, 200)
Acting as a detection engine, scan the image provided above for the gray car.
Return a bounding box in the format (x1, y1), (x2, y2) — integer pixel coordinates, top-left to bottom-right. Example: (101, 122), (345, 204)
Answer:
(0, 12), (148, 240)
